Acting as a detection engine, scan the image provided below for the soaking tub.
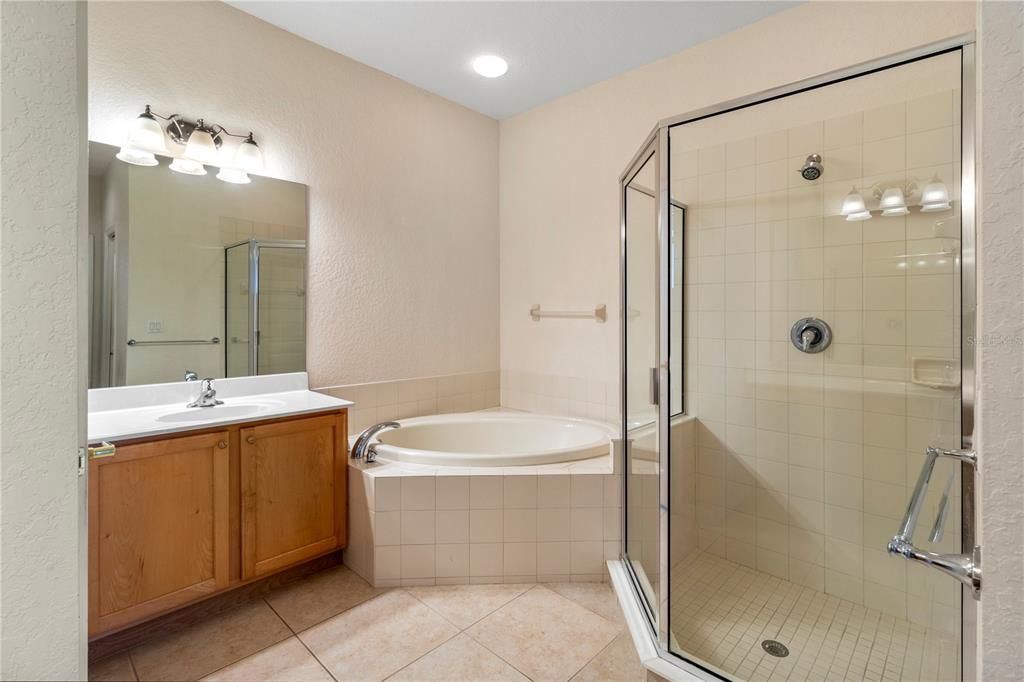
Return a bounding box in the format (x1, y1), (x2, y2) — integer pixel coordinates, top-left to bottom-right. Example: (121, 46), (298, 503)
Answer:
(369, 412), (614, 467)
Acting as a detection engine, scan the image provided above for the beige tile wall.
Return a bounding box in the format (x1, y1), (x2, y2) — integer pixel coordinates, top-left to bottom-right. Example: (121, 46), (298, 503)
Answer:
(500, 370), (618, 424)
(672, 89), (963, 633)
(319, 371), (500, 435)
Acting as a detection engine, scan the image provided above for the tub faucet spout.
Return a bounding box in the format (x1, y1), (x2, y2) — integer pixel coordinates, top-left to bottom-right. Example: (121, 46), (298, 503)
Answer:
(352, 421), (400, 463)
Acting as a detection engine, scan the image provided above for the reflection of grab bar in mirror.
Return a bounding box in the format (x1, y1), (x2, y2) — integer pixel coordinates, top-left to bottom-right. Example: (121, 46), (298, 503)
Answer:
(127, 337), (220, 347)
(530, 304), (607, 322)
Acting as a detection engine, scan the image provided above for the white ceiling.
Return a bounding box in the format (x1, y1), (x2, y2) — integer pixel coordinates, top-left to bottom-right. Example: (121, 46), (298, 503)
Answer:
(228, 1), (798, 119)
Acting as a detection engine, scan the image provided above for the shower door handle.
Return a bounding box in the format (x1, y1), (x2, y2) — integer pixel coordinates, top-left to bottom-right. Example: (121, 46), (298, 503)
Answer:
(887, 445), (981, 598)
(649, 367), (659, 406)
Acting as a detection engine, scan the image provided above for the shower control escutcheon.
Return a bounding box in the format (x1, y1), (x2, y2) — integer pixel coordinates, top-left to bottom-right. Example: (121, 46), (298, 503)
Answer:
(790, 317), (832, 354)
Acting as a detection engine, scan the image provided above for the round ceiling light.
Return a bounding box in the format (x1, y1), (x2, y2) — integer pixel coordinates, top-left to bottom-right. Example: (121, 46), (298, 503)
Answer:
(472, 55), (508, 78)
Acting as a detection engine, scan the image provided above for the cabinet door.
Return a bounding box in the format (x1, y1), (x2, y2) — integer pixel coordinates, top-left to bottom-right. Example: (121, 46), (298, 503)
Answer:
(89, 431), (230, 636)
(240, 412), (346, 579)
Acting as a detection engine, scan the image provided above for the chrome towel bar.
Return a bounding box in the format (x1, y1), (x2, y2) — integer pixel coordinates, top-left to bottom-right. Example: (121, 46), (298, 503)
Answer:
(127, 336), (221, 347)
(530, 304), (607, 322)
(887, 445), (981, 597)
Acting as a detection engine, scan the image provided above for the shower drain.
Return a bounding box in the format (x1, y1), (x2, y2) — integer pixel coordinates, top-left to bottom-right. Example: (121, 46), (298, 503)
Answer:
(761, 640), (790, 658)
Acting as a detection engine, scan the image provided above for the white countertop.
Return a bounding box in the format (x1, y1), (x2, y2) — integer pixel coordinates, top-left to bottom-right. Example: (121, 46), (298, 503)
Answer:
(88, 372), (352, 443)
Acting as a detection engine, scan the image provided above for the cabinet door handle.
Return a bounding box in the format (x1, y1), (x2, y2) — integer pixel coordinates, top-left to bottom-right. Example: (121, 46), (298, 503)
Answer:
(218, 440), (227, 449)
(246, 435), (256, 445)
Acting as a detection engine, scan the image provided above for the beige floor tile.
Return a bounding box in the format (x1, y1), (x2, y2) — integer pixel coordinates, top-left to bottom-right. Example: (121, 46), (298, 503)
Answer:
(467, 585), (620, 682)
(388, 633), (528, 681)
(266, 564), (387, 632)
(547, 582), (626, 630)
(131, 601), (291, 681)
(89, 653), (136, 682)
(405, 583), (532, 629)
(201, 638), (332, 681)
(571, 633), (646, 682)
(300, 590), (458, 682)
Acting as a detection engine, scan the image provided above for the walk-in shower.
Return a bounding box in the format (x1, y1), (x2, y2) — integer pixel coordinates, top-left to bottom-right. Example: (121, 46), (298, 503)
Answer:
(224, 239), (307, 377)
(618, 38), (976, 682)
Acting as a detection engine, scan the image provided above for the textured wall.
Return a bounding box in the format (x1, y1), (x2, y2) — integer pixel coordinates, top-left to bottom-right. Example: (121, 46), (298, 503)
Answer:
(0, 1), (87, 679)
(499, 1), (975, 392)
(87, 1), (500, 388)
(977, 2), (1024, 677)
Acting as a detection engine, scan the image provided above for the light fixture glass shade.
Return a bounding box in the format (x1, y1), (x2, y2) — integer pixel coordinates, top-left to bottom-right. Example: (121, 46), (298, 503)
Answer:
(216, 167), (251, 184)
(879, 187), (909, 216)
(183, 127), (220, 165)
(127, 112), (168, 154)
(846, 210), (872, 222)
(920, 179), (951, 212)
(840, 188), (868, 216)
(116, 147), (158, 167)
(233, 136), (263, 173)
(168, 157), (207, 176)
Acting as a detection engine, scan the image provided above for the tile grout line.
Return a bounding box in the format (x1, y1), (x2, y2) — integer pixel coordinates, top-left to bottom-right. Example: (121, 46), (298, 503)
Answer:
(262, 596), (339, 682)
(126, 649), (140, 682)
(451, 584), (547, 682)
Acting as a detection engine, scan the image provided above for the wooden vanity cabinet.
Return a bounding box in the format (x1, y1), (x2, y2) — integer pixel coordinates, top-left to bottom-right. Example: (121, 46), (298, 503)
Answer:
(89, 409), (347, 638)
(88, 430), (231, 636)
(240, 413), (347, 579)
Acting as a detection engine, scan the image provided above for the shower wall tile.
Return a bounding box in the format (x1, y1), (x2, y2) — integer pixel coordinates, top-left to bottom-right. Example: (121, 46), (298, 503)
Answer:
(677, 90), (961, 623)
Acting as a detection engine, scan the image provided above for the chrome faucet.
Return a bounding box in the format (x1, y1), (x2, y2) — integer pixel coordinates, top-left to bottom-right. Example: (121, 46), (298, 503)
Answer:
(184, 370), (199, 382)
(187, 377), (224, 408)
(351, 421), (400, 463)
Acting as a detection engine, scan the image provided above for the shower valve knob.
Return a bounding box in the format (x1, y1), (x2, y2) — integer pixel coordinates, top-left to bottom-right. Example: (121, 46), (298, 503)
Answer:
(790, 317), (832, 354)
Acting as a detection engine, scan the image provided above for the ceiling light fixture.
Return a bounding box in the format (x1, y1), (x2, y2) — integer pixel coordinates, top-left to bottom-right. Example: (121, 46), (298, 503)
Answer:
(116, 105), (264, 183)
(472, 55), (508, 78)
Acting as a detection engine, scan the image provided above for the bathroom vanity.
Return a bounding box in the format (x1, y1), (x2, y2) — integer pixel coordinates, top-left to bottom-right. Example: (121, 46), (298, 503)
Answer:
(87, 373), (351, 637)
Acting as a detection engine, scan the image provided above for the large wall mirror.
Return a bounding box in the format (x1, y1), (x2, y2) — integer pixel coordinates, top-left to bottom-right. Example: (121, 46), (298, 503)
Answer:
(88, 141), (309, 388)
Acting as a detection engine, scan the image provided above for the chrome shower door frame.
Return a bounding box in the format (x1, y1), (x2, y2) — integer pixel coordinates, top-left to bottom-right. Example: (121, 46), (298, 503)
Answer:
(618, 34), (978, 682)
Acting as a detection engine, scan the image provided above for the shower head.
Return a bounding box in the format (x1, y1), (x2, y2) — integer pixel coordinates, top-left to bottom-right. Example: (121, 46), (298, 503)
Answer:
(798, 154), (823, 181)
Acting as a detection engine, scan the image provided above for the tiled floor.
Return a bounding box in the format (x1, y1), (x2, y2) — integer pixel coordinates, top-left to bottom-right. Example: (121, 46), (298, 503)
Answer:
(89, 565), (643, 682)
(668, 552), (959, 682)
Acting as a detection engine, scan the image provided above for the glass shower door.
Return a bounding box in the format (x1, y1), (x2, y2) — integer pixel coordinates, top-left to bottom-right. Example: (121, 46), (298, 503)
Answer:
(622, 142), (663, 626)
(255, 245), (306, 375)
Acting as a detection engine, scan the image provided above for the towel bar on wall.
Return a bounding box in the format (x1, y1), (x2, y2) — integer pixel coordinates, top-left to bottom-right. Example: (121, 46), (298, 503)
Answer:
(530, 304), (607, 323)
(127, 337), (221, 347)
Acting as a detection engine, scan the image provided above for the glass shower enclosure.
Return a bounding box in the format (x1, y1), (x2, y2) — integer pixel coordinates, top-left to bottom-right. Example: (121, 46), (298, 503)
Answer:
(619, 40), (977, 682)
(225, 239), (307, 377)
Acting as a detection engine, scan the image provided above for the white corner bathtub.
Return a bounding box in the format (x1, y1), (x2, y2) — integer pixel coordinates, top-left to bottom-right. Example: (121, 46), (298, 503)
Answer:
(369, 412), (614, 467)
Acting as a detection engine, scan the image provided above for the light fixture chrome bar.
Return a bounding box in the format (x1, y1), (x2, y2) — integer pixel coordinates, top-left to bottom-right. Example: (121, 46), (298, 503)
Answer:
(127, 336), (220, 347)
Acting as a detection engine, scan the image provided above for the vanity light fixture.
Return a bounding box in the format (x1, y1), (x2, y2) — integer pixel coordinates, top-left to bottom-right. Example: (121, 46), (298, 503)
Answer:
(840, 188), (871, 222)
(920, 177), (951, 212)
(116, 106), (167, 167)
(879, 187), (910, 217)
(116, 105), (264, 183)
(472, 55), (508, 78)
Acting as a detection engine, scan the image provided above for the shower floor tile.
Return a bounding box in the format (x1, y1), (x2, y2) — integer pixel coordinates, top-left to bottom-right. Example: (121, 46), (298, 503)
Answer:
(668, 552), (959, 682)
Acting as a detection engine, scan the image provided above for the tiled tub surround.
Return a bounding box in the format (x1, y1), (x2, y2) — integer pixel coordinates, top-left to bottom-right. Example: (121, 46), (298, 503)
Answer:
(500, 369), (620, 424)
(345, 455), (622, 587)
(318, 370), (500, 435)
(671, 51), (963, 638)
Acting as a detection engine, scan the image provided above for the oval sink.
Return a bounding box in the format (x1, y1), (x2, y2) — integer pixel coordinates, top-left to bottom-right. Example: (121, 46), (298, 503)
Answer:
(156, 401), (283, 423)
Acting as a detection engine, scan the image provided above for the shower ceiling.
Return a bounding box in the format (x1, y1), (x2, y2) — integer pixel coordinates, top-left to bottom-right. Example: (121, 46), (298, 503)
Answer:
(227, 1), (798, 119)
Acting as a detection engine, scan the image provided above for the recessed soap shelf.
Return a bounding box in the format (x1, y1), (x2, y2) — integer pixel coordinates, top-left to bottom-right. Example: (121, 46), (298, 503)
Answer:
(910, 356), (959, 389)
